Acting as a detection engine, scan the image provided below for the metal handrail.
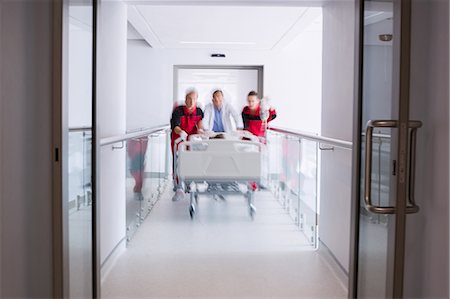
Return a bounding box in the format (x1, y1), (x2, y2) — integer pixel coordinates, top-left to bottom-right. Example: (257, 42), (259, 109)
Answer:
(100, 124), (170, 146)
(269, 126), (352, 150)
(361, 132), (391, 139)
(69, 127), (92, 132)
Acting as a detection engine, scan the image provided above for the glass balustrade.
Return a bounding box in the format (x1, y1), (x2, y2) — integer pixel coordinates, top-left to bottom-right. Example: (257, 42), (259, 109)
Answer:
(266, 130), (331, 248)
(68, 129), (93, 297)
(125, 129), (170, 242)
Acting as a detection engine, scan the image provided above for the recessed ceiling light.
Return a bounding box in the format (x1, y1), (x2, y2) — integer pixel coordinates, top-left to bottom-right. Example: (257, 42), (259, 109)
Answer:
(179, 41), (256, 45)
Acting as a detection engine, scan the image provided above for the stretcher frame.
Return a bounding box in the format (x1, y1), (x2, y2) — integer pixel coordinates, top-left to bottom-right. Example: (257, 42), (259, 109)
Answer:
(174, 133), (263, 219)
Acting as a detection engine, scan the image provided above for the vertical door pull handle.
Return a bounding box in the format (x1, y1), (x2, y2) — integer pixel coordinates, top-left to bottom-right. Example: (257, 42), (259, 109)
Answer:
(406, 121), (422, 214)
(364, 120), (398, 214)
(364, 120), (421, 214)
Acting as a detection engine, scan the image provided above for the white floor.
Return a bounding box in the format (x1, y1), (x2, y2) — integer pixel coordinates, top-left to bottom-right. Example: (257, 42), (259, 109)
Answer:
(69, 206), (93, 298)
(102, 190), (347, 298)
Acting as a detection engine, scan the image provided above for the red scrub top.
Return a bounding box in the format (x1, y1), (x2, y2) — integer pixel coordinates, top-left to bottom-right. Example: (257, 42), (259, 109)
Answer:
(170, 105), (204, 150)
(241, 105), (277, 137)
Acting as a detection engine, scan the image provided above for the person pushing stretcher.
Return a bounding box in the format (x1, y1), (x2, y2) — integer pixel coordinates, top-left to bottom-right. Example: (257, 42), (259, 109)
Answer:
(170, 88), (204, 201)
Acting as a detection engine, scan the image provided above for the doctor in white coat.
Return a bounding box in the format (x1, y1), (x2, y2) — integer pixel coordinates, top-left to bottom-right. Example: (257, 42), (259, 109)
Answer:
(203, 89), (243, 132)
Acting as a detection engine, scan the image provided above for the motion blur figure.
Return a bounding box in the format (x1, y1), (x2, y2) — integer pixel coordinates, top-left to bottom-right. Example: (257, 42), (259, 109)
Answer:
(127, 137), (148, 194)
(170, 88), (204, 201)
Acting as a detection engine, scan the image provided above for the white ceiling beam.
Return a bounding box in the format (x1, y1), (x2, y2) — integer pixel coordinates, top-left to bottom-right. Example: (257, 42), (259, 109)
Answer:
(128, 5), (164, 48)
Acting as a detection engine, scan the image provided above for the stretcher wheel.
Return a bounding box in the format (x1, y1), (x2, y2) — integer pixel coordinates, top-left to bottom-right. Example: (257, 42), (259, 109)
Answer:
(189, 205), (195, 219)
(249, 205), (256, 220)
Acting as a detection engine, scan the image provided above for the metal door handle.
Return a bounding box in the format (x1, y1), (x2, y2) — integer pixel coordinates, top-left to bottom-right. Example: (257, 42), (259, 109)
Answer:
(364, 120), (397, 214)
(407, 121), (422, 214)
(364, 120), (422, 215)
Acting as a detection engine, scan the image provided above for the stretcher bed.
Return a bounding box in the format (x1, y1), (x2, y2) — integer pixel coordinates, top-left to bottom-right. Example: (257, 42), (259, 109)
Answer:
(174, 132), (264, 219)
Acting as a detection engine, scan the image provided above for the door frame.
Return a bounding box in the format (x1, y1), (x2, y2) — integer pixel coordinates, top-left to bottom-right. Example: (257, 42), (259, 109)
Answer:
(348, 0), (363, 296)
(52, 0), (68, 297)
(52, 0), (100, 297)
(349, 0), (415, 297)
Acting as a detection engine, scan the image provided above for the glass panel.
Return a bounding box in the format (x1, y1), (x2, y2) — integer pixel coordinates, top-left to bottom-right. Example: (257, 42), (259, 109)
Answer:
(125, 130), (170, 243)
(126, 137), (147, 241)
(266, 131), (319, 247)
(358, 0), (396, 297)
(67, 0), (93, 296)
(158, 132), (169, 195)
(285, 137), (301, 225)
(298, 139), (318, 247)
(267, 132), (283, 199)
(148, 134), (161, 201)
(280, 136), (290, 209)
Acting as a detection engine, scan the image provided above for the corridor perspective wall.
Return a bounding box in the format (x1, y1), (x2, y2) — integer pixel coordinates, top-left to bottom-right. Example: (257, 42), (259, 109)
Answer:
(125, 45), (322, 134)
(0, 1), (54, 297)
(127, 40), (168, 131)
(98, 1), (127, 266)
(320, 1), (355, 273)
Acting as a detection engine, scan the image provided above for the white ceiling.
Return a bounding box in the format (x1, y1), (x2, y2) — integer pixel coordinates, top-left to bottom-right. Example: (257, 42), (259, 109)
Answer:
(69, 6), (93, 31)
(129, 5), (319, 50)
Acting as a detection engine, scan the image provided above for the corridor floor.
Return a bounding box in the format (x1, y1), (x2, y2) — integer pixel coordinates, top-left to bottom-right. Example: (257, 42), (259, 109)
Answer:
(102, 189), (347, 298)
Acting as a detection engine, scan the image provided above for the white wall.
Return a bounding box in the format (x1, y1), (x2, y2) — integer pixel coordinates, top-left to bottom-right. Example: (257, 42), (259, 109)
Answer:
(126, 47), (269, 133)
(404, 0), (449, 297)
(319, 1), (355, 273)
(127, 40), (167, 131)
(68, 21), (92, 128)
(264, 11), (323, 134)
(0, 1), (54, 296)
(98, 1), (127, 265)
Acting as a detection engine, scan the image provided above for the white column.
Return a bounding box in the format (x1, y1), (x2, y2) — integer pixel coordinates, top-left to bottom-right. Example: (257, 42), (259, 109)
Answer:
(97, 1), (128, 264)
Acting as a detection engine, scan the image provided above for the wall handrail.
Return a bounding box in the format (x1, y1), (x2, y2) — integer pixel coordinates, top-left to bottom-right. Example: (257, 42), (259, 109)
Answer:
(362, 132), (391, 139)
(100, 124), (170, 146)
(69, 127), (92, 132)
(268, 126), (353, 149)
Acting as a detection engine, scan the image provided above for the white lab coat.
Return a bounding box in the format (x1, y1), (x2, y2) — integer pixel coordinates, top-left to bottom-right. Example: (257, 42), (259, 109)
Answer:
(203, 102), (244, 132)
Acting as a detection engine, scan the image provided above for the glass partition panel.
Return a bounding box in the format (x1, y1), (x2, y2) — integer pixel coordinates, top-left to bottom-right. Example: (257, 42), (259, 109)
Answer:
(285, 137), (301, 224)
(267, 132), (283, 200)
(298, 139), (318, 247)
(67, 0), (94, 296)
(147, 134), (161, 201)
(126, 137), (148, 241)
(266, 131), (319, 247)
(125, 130), (170, 243)
(358, 131), (394, 297)
(68, 129), (93, 296)
(157, 132), (168, 196)
(156, 133), (164, 195)
(357, 1), (397, 296)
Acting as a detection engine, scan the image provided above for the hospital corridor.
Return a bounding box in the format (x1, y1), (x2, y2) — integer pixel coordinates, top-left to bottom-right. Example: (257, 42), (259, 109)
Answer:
(101, 191), (346, 298)
(0, 0), (449, 299)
